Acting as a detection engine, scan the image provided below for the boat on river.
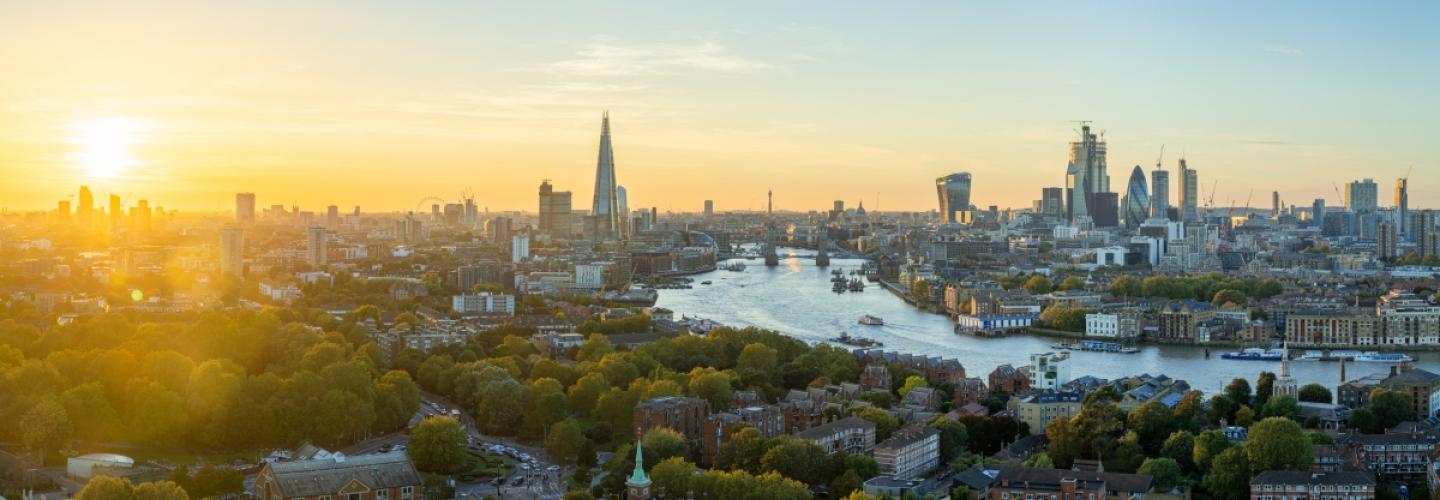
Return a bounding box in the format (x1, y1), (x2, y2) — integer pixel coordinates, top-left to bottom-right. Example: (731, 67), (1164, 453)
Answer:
(829, 331), (883, 347)
(858, 315), (885, 326)
(1354, 352), (1414, 363)
(1051, 340), (1140, 354)
(1220, 348), (1284, 361)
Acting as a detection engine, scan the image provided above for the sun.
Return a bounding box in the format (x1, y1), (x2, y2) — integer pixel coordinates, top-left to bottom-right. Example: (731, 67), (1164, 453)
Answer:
(69, 117), (142, 179)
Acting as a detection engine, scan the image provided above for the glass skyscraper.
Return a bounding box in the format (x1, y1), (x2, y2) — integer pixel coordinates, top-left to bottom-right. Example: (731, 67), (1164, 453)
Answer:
(936, 172), (972, 224)
(591, 112), (620, 240)
(1123, 165), (1149, 228)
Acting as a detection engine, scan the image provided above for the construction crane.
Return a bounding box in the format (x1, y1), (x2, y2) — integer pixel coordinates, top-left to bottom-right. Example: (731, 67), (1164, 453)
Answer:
(1155, 145), (1166, 170)
(1333, 184), (1344, 205)
(1204, 179), (1219, 210)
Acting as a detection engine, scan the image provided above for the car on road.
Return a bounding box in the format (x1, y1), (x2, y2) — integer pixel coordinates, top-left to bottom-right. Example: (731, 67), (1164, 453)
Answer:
(511, 477), (525, 486)
(546, 465), (560, 472)
(379, 444), (393, 452)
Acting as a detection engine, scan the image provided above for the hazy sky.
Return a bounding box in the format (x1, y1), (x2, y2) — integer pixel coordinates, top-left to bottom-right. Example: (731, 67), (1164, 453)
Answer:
(2, 1), (1436, 214)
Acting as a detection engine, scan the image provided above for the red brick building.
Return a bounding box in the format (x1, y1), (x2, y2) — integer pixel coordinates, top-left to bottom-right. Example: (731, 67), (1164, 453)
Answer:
(253, 452), (421, 500)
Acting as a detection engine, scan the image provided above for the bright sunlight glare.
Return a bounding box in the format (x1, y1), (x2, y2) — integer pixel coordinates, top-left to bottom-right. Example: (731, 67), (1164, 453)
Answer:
(69, 117), (143, 179)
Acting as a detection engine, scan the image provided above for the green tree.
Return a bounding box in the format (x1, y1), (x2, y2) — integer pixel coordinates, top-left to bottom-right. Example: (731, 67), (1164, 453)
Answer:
(133, 480), (189, 500)
(567, 372), (610, 417)
(1137, 457), (1185, 489)
(642, 428), (692, 465)
(1207, 394), (1237, 426)
(1173, 390), (1205, 431)
(928, 416), (969, 463)
(1160, 431), (1196, 472)
(715, 427), (773, 473)
(1127, 400), (1176, 455)
(1192, 429), (1231, 471)
(1348, 408), (1382, 434)
(1255, 371), (1276, 406)
(852, 407), (901, 441)
(1261, 395), (1301, 420)
(407, 416), (468, 474)
(19, 398), (70, 465)
(1298, 384), (1333, 404)
(546, 419), (586, 465)
(1203, 447), (1251, 500)
(650, 457), (694, 498)
(688, 369), (734, 410)
(1369, 389), (1412, 429)
(1023, 275), (1053, 294)
(1023, 452), (1055, 468)
(1235, 405), (1256, 427)
(1225, 378), (1252, 407)
(1212, 289), (1248, 307)
(1057, 276), (1086, 291)
(830, 469), (865, 498)
(898, 375), (928, 398)
(75, 476), (136, 500)
(760, 436), (834, 485)
(1109, 275), (1142, 297)
(1245, 417), (1313, 471)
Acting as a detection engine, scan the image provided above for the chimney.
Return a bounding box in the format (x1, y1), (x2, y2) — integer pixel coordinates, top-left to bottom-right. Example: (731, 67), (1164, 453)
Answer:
(1061, 478), (1078, 494)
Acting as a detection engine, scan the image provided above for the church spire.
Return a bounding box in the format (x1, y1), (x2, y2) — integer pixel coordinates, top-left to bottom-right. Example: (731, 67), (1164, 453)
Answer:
(626, 440), (651, 499)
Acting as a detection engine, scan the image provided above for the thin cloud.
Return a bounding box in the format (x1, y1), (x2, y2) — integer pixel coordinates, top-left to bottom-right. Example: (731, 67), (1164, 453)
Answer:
(546, 39), (769, 76)
(1263, 44), (1304, 55)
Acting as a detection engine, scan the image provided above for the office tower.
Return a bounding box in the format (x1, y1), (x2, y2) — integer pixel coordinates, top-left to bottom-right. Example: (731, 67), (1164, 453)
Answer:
(935, 172), (972, 224)
(463, 197), (477, 228)
(704, 200), (714, 217)
(326, 205), (339, 228)
(1065, 124), (1108, 223)
(1041, 187), (1064, 220)
(56, 200), (71, 225)
(1419, 211), (1438, 258)
(591, 112), (621, 240)
(1377, 220), (1398, 260)
(397, 214), (425, 243)
(511, 232), (530, 263)
(616, 185), (629, 239)
(220, 226), (244, 276)
(77, 186), (93, 229)
(1178, 158), (1198, 222)
(132, 200), (152, 232)
(488, 216), (513, 243)
(109, 194), (123, 233)
(1122, 166), (1149, 228)
(1272, 191), (1281, 218)
(1312, 199), (1325, 227)
(235, 193), (256, 226)
(833, 200), (845, 214)
(1345, 179), (1378, 212)
(1396, 178), (1408, 239)
(307, 226), (327, 268)
(538, 180), (574, 238)
(1093, 192), (1120, 228)
(1150, 169), (1170, 221)
(430, 204), (441, 221)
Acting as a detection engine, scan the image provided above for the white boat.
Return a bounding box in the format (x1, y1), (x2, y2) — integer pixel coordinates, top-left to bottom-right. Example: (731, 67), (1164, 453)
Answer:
(1329, 350), (1362, 360)
(1296, 350), (1325, 361)
(858, 315), (885, 326)
(1353, 352), (1414, 363)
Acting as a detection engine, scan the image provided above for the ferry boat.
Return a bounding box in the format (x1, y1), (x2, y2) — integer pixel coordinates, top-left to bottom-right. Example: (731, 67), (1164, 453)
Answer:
(720, 261), (747, 272)
(1296, 350), (1325, 361)
(1220, 348), (1285, 361)
(858, 315), (885, 326)
(829, 331), (883, 347)
(1354, 352), (1414, 363)
(848, 278), (865, 292)
(1050, 340), (1140, 354)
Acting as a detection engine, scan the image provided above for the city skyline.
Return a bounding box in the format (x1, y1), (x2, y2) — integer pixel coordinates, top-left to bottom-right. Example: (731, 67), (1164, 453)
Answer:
(2, 2), (1437, 213)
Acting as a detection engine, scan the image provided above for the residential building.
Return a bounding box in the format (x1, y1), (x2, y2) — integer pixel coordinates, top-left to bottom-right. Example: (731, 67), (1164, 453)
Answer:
(989, 364), (1031, 394)
(511, 233), (530, 263)
(220, 225), (244, 276)
(538, 180), (573, 238)
(874, 424), (941, 480)
(236, 192), (256, 226)
(1029, 352), (1071, 391)
(795, 417), (876, 456)
(1376, 291), (1440, 346)
(1010, 391), (1083, 433)
(1249, 470), (1375, 500)
(307, 226), (327, 268)
(1086, 311), (1141, 339)
(252, 451), (421, 500)
(988, 465), (1157, 500)
(451, 292), (515, 316)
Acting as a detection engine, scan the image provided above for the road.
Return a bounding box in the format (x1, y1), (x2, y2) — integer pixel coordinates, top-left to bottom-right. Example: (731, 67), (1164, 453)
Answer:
(421, 393), (572, 500)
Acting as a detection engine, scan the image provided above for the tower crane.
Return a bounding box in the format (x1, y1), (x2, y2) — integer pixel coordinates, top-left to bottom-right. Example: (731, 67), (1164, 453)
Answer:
(1205, 180), (1218, 210)
(1155, 145), (1165, 170)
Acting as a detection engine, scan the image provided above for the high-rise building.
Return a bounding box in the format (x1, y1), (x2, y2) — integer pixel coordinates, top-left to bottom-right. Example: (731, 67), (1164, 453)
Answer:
(131, 200), (151, 233)
(1065, 124), (1108, 224)
(1377, 220), (1398, 261)
(538, 180), (574, 238)
(307, 226), (327, 268)
(1312, 198), (1326, 227)
(511, 232), (530, 263)
(1178, 158), (1198, 222)
(1418, 210), (1438, 259)
(1041, 187), (1064, 220)
(236, 193), (256, 226)
(109, 194), (123, 233)
(220, 226), (244, 276)
(487, 217), (512, 243)
(1345, 179), (1378, 212)
(1272, 191), (1281, 218)
(617, 185), (629, 239)
(1150, 169), (1170, 221)
(56, 200), (71, 225)
(704, 200), (714, 217)
(1396, 178), (1409, 239)
(833, 200), (845, 214)
(936, 172), (972, 224)
(1122, 166), (1149, 228)
(326, 205), (339, 228)
(1092, 192), (1119, 228)
(77, 186), (94, 229)
(591, 112), (621, 240)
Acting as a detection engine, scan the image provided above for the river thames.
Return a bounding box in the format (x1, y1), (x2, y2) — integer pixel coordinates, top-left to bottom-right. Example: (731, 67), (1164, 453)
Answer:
(655, 248), (1440, 394)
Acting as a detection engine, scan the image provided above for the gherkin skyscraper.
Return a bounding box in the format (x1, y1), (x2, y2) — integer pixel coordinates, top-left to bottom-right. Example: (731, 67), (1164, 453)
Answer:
(1123, 165), (1150, 228)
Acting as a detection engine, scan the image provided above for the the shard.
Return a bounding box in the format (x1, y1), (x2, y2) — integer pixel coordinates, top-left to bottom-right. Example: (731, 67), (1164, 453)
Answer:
(592, 112), (620, 240)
